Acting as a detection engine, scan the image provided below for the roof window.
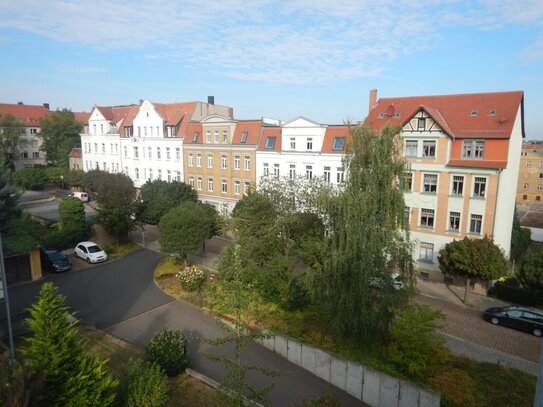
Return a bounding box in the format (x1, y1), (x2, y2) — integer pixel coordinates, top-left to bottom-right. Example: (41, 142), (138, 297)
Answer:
(470, 110), (478, 117)
(265, 136), (276, 149)
(333, 137), (346, 150)
(394, 112), (401, 118)
(488, 109), (497, 116)
(378, 113), (385, 119)
(240, 131), (248, 143)
(192, 132), (198, 142)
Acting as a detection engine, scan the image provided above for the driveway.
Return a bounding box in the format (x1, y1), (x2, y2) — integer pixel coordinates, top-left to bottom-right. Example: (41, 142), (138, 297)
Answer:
(3, 249), (363, 406)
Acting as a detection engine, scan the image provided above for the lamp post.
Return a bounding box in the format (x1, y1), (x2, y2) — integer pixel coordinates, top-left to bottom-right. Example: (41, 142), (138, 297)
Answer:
(60, 175), (64, 190)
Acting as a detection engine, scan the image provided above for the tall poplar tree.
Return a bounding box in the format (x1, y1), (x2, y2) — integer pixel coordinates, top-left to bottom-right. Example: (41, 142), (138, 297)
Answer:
(309, 123), (414, 338)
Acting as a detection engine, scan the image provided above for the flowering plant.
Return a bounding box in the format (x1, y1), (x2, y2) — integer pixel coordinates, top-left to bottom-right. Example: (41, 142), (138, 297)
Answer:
(177, 266), (205, 291)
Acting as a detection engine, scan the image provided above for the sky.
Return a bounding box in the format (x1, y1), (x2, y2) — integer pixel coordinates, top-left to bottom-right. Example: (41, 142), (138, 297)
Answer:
(1, 0), (543, 139)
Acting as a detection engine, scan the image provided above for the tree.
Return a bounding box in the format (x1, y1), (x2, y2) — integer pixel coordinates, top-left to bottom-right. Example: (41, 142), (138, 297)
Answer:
(438, 236), (508, 302)
(159, 201), (217, 266)
(94, 172), (136, 242)
(2, 212), (44, 254)
(20, 282), (118, 406)
(309, 123), (414, 338)
(39, 109), (83, 167)
(0, 164), (19, 232)
(137, 179), (197, 225)
(12, 167), (47, 190)
(0, 113), (24, 171)
(82, 169), (107, 192)
(511, 212), (531, 262)
(518, 244), (543, 290)
(63, 169), (85, 189)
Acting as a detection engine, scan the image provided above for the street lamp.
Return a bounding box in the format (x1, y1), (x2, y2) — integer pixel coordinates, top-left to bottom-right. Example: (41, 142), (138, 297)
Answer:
(60, 175), (64, 190)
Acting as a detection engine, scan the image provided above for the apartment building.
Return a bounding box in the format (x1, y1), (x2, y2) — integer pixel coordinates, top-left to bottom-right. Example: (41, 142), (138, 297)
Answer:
(80, 98), (232, 188)
(517, 144), (543, 204)
(366, 90), (525, 279)
(183, 115), (263, 213)
(255, 117), (349, 185)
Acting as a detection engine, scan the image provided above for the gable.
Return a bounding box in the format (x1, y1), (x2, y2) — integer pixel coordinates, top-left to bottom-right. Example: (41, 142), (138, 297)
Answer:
(283, 116), (323, 128)
(402, 109), (447, 134)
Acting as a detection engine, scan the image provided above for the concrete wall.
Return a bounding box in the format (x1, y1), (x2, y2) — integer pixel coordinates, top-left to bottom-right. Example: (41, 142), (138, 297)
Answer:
(259, 333), (440, 407)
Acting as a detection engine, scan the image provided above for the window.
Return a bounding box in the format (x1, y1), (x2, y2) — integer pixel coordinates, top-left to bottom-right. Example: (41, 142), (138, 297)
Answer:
(32, 152), (39, 159)
(488, 109), (496, 116)
(102, 143), (106, 153)
(263, 163), (269, 175)
(451, 176), (464, 195)
(332, 137), (345, 150)
(473, 177), (486, 198)
(234, 180), (240, 195)
(244, 156), (250, 170)
(537, 184), (542, 190)
(323, 166), (331, 183)
(157, 169), (162, 180)
(94, 143), (97, 153)
(537, 196), (541, 201)
(462, 139), (484, 159)
(419, 242), (434, 262)
(30, 128), (37, 135)
(207, 154), (213, 168)
(221, 154), (227, 169)
(156, 147), (161, 159)
(191, 131), (198, 142)
(469, 214), (482, 234)
(133, 147), (139, 159)
(540, 162), (543, 168)
(196, 154), (202, 167)
(405, 140), (418, 157)
(234, 155), (240, 170)
(422, 141), (436, 157)
(176, 148), (181, 160)
(449, 212), (460, 232)
(197, 177), (202, 191)
(420, 208), (435, 228)
(147, 147), (152, 159)
(221, 179), (227, 193)
(20, 151), (28, 159)
(240, 132), (248, 143)
(423, 174), (438, 193)
(289, 164), (296, 179)
(307, 138), (313, 150)
(135, 168), (139, 179)
(404, 173), (413, 191)
(166, 147), (170, 159)
(523, 194), (528, 200)
(539, 173), (543, 179)
(100, 124), (104, 134)
(337, 167), (344, 183)
(222, 130), (227, 144)
(175, 171), (181, 182)
(404, 207), (410, 224)
(417, 118), (426, 130)
(526, 161), (532, 168)
(290, 138), (296, 150)
(273, 164), (280, 177)
(523, 183), (529, 189)
(188, 153), (193, 166)
(470, 110), (478, 117)
(208, 177), (214, 192)
(244, 181), (251, 195)
(167, 170), (171, 182)
(206, 130), (211, 143)
(148, 168), (153, 180)
(124, 166), (128, 175)
(189, 176), (194, 188)
(214, 130), (219, 143)
(265, 137), (276, 149)
(306, 165), (313, 179)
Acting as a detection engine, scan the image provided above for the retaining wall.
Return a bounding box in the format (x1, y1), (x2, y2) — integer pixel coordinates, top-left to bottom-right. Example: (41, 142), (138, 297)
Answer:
(259, 333), (440, 407)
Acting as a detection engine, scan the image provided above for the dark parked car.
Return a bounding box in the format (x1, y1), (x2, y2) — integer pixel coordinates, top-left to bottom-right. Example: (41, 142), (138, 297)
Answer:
(40, 250), (72, 273)
(483, 306), (543, 337)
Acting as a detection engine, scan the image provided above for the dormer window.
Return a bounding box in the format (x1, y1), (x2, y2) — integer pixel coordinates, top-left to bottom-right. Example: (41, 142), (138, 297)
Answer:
(462, 139), (484, 159)
(192, 132), (199, 142)
(332, 137), (345, 150)
(265, 136), (276, 149)
(488, 109), (497, 116)
(470, 110), (478, 117)
(240, 131), (248, 143)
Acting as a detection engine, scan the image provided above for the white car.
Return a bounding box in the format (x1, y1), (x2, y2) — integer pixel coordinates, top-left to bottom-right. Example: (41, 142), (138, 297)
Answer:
(74, 241), (108, 263)
(369, 272), (404, 290)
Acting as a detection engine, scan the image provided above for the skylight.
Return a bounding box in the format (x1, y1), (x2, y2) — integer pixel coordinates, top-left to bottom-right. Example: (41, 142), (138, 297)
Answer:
(470, 110), (478, 117)
(240, 131), (248, 143)
(265, 136), (276, 149)
(488, 109), (497, 116)
(333, 137), (346, 150)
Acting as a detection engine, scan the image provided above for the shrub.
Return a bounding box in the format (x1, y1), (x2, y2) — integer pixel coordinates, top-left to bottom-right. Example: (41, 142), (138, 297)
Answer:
(281, 277), (310, 311)
(518, 244), (543, 289)
(145, 329), (189, 377)
(12, 167), (47, 190)
(102, 244), (114, 255)
(428, 368), (475, 406)
(122, 358), (169, 407)
(155, 257), (180, 279)
(488, 282), (543, 307)
(177, 266), (205, 291)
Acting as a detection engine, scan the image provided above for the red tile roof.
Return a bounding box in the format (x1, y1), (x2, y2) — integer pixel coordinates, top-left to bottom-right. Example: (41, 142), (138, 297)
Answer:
(0, 103), (50, 126)
(447, 159), (507, 169)
(258, 126), (282, 151)
(184, 122), (203, 143)
(68, 147), (82, 158)
(322, 125), (351, 153)
(232, 120), (263, 145)
(366, 91), (524, 140)
(73, 111), (91, 124)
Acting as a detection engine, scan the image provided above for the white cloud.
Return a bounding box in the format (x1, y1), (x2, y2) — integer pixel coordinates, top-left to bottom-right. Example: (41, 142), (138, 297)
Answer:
(0, 0), (542, 83)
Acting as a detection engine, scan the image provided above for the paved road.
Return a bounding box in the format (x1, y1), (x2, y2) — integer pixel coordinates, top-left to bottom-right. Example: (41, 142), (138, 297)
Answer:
(3, 249), (363, 406)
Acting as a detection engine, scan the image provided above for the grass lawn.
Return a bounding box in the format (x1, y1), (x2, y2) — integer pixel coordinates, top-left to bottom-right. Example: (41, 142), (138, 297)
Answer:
(155, 258), (537, 407)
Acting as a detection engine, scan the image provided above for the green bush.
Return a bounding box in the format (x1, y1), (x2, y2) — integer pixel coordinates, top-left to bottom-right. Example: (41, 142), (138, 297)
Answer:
(102, 244), (114, 255)
(145, 329), (189, 377)
(488, 282), (543, 307)
(122, 358), (169, 407)
(13, 167), (47, 190)
(281, 277), (310, 311)
(41, 225), (89, 250)
(177, 266), (205, 291)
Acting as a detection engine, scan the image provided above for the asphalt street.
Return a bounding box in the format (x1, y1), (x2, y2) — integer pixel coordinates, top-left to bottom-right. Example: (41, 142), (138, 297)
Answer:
(4, 249), (364, 406)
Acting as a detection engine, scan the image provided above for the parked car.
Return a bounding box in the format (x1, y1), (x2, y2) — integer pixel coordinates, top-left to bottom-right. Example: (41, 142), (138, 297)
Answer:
(68, 191), (89, 202)
(74, 241), (108, 263)
(483, 306), (543, 337)
(40, 249), (72, 273)
(369, 272), (404, 290)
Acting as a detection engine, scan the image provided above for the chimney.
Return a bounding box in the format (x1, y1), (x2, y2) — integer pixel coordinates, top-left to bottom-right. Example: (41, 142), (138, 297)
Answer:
(208, 96), (215, 105)
(369, 89), (377, 112)
(43, 103), (50, 111)
(139, 99), (144, 105)
(17, 101), (23, 105)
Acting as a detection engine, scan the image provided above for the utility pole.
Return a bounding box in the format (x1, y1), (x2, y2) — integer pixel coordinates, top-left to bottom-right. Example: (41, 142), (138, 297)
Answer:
(0, 232), (15, 363)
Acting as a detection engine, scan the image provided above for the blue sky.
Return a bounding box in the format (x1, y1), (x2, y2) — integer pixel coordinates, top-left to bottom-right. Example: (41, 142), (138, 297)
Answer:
(1, 0), (542, 138)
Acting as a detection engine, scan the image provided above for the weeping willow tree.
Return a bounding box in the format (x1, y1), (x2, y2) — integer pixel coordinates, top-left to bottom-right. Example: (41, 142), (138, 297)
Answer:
(309, 123), (415, 338)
